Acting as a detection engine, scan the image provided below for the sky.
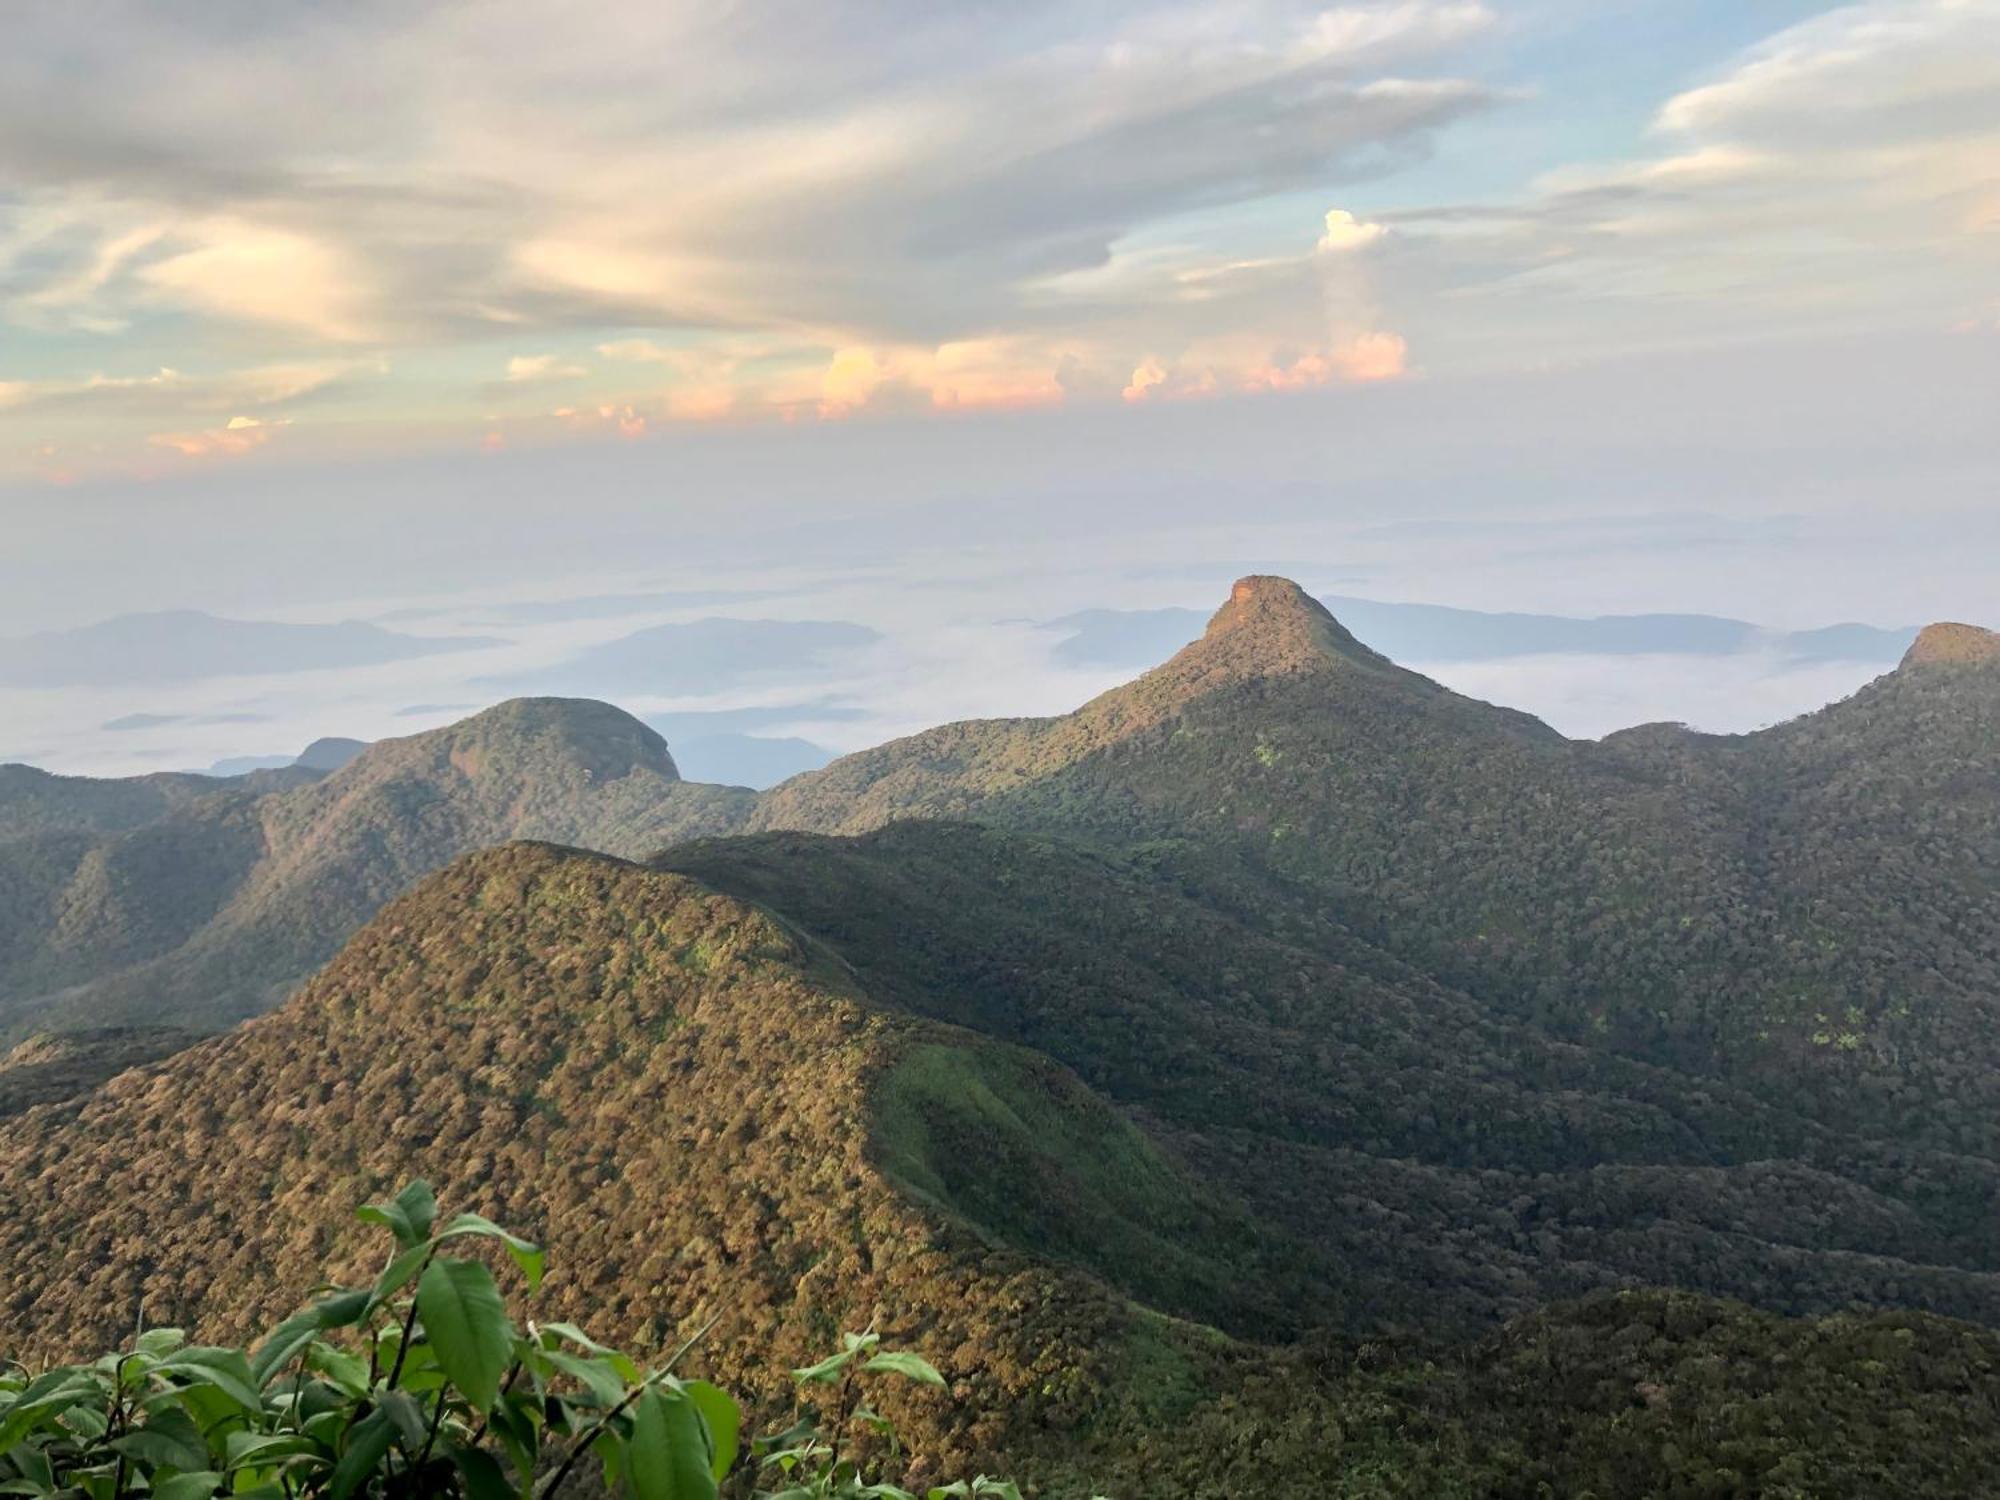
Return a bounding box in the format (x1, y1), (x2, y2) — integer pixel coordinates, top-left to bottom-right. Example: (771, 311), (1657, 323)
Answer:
(1, 1), (1996, 775)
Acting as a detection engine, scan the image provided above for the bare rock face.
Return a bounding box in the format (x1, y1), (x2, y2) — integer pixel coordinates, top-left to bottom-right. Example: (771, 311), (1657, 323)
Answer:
(1901, 622), (2000, 669)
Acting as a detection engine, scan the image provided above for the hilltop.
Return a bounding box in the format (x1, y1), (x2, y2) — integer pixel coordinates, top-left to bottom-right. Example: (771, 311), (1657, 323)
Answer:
(0, 699), (752, 1041)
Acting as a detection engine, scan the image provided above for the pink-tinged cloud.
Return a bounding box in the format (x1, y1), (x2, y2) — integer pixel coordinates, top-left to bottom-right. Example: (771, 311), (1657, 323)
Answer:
(1122, 358), (1169, 403)
(146, 415), (284, 458)
(1333, 331), (1409, 381)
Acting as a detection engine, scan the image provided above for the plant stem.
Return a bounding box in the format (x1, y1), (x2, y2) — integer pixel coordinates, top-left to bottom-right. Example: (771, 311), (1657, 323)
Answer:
(536, 1371), (669, 1500)
(383, 1250), (439, 1391)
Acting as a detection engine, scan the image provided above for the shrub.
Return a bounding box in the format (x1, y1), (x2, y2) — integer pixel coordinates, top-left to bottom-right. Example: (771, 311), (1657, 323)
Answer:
(0, 1183), (1039, 1500)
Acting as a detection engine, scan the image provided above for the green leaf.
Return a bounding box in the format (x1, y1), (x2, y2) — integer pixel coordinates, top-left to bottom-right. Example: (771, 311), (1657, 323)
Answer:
(540, 1352), (624, 1408)
(327, 1409), (396, 1500)
(249, 1307), (345, 1392)
(306, 1343), (371, 1400)
(371, 1244), (431, 1308)
(393, 1181), (439, 1243)
(861, 1353), (946, 1389)
(535, 1324), (639, 1385)
(8, 1444), (53, 1491)
(355, 1201), (416, 1249)
(680, 1381), (739, 1483)
(789, 1349), (861, 1386)
(376, 1390), (428, 1452)
(151, 1473), (222, 1500)
(625, 1387), (716, 1500)
(156, 1350), (264, 1414)
(434, 1214), (545, 1291)
(222, 1434), (320, 1473)
(109, 1409), (209, 1472)
(451, 1446), (514, 1500)
(416, 1259), (512, 1411)
(135, 1329), (188, 1359)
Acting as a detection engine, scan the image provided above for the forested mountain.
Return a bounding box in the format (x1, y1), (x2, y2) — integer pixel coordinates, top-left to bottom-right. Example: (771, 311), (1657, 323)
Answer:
(0, 700), (752, 1041)
(754, 581), (2000, 1153)
(5, 842), (2000, 1496)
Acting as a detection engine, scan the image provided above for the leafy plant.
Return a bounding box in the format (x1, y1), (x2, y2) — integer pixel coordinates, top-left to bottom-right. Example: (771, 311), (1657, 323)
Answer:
(0, 1182), (1047, 1500)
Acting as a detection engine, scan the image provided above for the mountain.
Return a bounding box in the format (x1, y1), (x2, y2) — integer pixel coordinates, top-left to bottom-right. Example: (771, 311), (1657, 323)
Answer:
(295, 735), (370, 771)
(198, 736), (370, 779)
(0, 610), (503, 687)
(0, 762), (231, 838)
(5, 842), (1999, 1496)
(1047, 595), (1919, 672)
(756, 579), (2000, 1153)
(489, 616), (880, 697)
(0, 699), (753, 1042)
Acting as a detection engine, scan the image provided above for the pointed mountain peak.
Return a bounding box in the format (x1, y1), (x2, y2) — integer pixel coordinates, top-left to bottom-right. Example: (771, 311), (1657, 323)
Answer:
(1193, 576), (1392, 674)
(1900, 622), (2000, 670)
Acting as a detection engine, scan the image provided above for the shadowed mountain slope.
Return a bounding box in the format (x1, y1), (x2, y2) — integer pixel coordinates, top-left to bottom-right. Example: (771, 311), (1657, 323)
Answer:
(0, 700), (753, 1040)
(5, 840), (2000, 1496)
(662, 821), (2000, 1335)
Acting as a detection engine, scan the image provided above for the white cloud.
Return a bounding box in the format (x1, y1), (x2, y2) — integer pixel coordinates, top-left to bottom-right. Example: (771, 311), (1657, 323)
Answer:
(1317, 209), (1386, 252)
(138, 217), (373, 340)
(504, 354), (588, 383)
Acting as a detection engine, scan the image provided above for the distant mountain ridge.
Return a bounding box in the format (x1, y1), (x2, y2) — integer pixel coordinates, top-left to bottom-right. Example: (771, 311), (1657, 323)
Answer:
(1048, 593), (1919, 672)
(0, 609), (503, 687)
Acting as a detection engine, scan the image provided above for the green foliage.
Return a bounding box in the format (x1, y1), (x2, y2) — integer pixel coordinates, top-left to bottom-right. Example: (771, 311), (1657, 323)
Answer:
(0, 1184), (1028, 1500)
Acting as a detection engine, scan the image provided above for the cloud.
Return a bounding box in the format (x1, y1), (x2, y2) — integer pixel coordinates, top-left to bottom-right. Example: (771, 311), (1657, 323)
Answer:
(1370, 0), (2000, 362)
(137, 217), (373, 340)
(0, 2), (1496, 349)
(147, 415), (288, 459)
(1317, 208), (1386, 253)
(504, 354), (588, 384)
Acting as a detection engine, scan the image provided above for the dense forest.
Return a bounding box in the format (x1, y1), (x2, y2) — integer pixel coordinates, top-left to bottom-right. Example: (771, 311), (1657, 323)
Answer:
(5, 578), (1999, 1493)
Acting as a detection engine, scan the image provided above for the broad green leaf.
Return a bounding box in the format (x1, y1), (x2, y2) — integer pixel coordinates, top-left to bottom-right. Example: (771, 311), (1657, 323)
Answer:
(376, 1390), (428, 1452)
(788, 1349), (860, 1386)
(156, 1350), (263, 1415)
(862, 1353), (946, 1389)
(540, 1352), (623, 1408)
(680, 1381), (739, 1483)
(371, 1244), (431, 1308)
(416, 1259), (512, 1411)
(247, 1319), (320, 1391)
(110, 1427), (206, 1472)
(151, 1473), (222, 1500)
(327, 1409), (395, 1500)
(625, 1387), (716, 1500)
(393, 1181), (439, 1243)
(109, 1409), (208, 1471)
(222, 1434), (320, 1476)
(355, 1201), (417, 1249)
(135, 1329), (188, 1359)
(434, 1215), (545, 1291)
(535, 1324), (639, 1385)
(305, 1343), (370, 1399)
(451, 1446), (513, 1500)
(8, 1444), (53, 1491)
